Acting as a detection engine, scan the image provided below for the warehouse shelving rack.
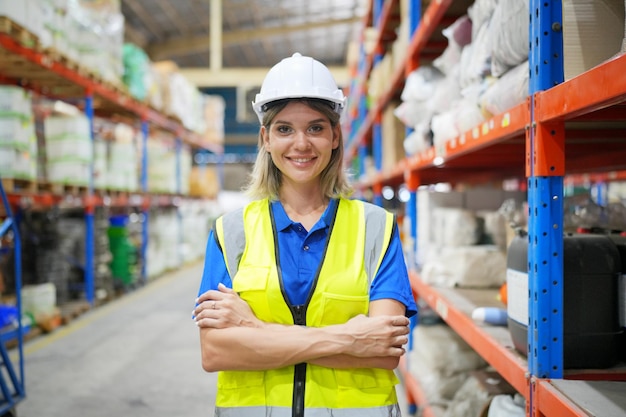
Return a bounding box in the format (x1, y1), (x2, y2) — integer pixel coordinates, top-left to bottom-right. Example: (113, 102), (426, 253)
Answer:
(346, 0), (626, 416)
(0, 17), (222, 306)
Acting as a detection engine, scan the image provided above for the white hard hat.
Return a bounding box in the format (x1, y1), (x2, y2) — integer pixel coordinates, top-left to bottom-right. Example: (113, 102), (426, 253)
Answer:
(252, 53), (346, 123)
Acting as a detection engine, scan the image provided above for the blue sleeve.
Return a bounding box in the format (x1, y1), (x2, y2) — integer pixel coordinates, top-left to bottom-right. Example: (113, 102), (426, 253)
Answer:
(197, 229), (232, 298)
(369, 223), (418, 318)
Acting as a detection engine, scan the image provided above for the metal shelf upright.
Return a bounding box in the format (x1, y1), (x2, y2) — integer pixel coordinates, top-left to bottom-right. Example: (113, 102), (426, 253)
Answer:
(527, 0), (566, 383)
(0, 179), (26, 415)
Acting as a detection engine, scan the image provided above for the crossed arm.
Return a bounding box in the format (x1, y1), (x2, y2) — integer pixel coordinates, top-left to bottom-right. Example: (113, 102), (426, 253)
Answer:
(194, 284), (410, 372)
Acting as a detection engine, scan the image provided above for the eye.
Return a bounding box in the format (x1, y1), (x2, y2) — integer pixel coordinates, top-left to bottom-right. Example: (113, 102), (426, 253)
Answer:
(308, 124), (324, 133)
(276, 125), (293, 134)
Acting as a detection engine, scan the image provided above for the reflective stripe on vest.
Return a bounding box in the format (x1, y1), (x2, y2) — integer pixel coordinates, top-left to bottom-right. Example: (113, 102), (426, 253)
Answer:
(213, 198), (399, 417)
(215, 404), (401, 417)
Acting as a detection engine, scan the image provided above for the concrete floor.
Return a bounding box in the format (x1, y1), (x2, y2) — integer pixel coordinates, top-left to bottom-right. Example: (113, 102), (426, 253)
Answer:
(12, 261), (408, 417)
(15, 262), (216, 417)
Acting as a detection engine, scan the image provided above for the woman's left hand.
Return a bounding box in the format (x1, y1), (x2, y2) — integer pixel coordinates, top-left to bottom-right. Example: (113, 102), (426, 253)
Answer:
(194, 283), (261, 329)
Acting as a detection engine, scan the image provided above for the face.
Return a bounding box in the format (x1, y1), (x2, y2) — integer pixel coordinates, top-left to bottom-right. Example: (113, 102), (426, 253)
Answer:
(262, 101), (340, 189)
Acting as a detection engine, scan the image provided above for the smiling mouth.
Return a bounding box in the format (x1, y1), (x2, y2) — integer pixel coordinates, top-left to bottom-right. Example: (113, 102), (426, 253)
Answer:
(289, 157), (315, 163)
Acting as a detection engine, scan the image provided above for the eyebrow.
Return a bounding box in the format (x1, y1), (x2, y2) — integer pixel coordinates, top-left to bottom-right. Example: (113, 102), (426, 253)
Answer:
(274, 118), (328, 125)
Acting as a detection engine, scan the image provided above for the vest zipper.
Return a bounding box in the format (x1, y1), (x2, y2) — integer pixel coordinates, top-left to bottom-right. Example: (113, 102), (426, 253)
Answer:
(292, 362), (306, 417)
(292, 304), (306, 326)
(291, 304), (307, 417)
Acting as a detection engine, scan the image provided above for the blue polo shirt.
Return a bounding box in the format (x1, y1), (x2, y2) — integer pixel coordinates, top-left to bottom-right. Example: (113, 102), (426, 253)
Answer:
(197, 199), (417, 317)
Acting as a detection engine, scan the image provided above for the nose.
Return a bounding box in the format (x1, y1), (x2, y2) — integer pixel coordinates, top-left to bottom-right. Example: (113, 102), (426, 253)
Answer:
(293, 130), (311, 150)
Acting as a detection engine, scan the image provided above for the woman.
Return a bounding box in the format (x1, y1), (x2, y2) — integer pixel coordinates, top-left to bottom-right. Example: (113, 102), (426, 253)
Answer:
(193, 53), (417, 417)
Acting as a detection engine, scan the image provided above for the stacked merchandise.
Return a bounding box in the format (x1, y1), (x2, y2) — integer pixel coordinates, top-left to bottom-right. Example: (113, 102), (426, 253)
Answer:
(43, 113), (92, 186)
(145, 135), (192, 195)
(123, 53), (226, 145)
(416, 187), (526, 284)
(398, 0), (625, 157)
(92, 118), (139, 192)
(0, 86), (37, 181)
(0, 0), (125, 86)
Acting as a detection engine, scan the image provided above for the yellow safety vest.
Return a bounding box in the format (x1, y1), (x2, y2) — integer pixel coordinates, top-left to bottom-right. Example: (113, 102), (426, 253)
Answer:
(213, 198), (401, 417)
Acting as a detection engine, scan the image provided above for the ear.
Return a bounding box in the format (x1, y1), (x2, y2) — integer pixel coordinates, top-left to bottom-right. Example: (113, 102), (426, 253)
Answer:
(261, 126), (270, 152)
(331, 124), (341, 150)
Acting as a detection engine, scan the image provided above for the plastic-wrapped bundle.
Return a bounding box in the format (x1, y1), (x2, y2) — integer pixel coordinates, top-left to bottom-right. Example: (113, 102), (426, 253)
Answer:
(480, 61), (529, 118)
(122, 43), (150, 100)
(459, 21), (492, 89)
(467, 0), (498, 41)
(490, 0), (530, 77)
(434, 15), (472, 77)
(396, 66), (445, 129)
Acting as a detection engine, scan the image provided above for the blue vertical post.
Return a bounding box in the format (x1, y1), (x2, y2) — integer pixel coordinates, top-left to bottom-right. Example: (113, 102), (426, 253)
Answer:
(140, 120), (149, 283)
(84, 94), (95, 305)
(0, 181), (25, 402)
(528, 0), (564, 381)
(373, 0), (383, 26)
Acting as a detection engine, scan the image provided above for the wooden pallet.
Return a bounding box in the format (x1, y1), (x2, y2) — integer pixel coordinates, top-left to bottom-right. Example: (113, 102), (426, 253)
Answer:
(1, 178), (38, 194)
(59, 300), (91, 325)
(0, 16), (39, 49)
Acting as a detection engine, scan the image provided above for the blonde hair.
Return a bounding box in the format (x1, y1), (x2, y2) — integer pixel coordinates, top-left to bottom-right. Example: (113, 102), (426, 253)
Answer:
(243, 99), (353, 200)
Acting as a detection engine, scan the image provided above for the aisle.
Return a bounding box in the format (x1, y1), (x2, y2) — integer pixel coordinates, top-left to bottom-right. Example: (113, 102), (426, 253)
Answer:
(15, 262), (216, 417)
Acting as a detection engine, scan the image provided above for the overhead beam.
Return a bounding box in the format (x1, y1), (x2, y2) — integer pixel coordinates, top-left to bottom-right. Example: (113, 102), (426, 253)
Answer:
(146, 17), (360, 60)
(210, 0), (222, 71)
(180, 66), (350, 88)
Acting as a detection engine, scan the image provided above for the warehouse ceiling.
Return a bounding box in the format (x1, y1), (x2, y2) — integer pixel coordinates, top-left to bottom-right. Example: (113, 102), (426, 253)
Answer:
(121, 0), (368, 87)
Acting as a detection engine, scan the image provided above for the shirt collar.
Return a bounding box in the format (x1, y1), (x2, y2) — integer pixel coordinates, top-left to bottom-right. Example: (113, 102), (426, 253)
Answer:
(271, 198), (338, 232)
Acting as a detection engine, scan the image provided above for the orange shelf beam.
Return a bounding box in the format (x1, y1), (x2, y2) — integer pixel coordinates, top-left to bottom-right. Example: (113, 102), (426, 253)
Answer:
(535, 380), (591, 417)
(445, 101), (530, 159)
(535, 53), (626, 123)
